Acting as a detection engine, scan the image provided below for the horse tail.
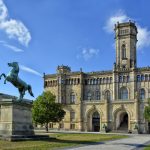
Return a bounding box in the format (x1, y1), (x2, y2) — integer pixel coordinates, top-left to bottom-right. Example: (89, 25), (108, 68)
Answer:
(28, 85), (34, 97)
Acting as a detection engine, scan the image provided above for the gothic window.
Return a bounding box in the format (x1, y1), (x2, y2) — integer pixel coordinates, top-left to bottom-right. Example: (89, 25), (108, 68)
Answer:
(100, 78), (102, 84)
(122, 44), (126, 59)
(127, 76), (130, 82)
(88, 79), (90, 84)
(103, 78), (106, 84)
(106, 77), (109, 84)
(120, 87), (128, 100)
(145, 74), (148, 81)
(105, 90), (111, 101)
(90, 79), (93, 85)
(141, 75), (144, 81)
(137, 75), (140, 82)
(139, 89), (145, 100)
(96, 91), (100, 100)
(93, 79), (96, 85)
(85, 79), (87, 85)
(110, 77), (112, 83)
(87, 92), (92, 100)
(78, 78), (80, 84)
(119, 76), (122, 82)
(123, 76), (126, 82)
(70, 92), (75, 104)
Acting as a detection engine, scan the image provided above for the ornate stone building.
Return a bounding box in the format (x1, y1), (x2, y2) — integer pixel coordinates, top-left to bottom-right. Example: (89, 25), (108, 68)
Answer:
(44, 21), (150, 133)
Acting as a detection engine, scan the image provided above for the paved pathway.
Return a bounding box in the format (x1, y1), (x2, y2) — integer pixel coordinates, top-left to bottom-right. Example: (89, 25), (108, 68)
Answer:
(66, 134), (150, 150)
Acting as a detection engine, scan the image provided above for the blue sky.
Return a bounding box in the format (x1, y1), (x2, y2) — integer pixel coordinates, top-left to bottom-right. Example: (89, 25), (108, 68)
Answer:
(0, 0), (150, 99)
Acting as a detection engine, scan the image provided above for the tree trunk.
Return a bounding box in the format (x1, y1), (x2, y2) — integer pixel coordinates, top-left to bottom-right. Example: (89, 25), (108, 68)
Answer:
(45, 123), (48, 132)
(148, 122), (150, 134)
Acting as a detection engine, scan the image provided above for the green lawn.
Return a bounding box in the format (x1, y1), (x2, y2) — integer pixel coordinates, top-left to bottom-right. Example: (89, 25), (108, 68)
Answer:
(0, 133), (127, 150)
(144, 145), (150, 150)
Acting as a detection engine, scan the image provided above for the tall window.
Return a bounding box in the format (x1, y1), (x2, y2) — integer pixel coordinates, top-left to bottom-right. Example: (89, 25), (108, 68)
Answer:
(119, 76), (122, 82)
(120, 87), (128, 100)
(96, 91), (100, 100)
(137, 75), (140, 82)
(105, 90), (111, 101)
(145, 75), (148, 81)
(140, 89), (145, 100)
(70, 92), (75, 104)
(122, 44), (126, 59)
(141, 75), (144, 81)
(87, 92), (92, 100)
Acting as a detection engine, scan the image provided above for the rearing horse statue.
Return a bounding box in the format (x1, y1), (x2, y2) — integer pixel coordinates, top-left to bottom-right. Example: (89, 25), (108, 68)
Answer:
(0, 62), (34, 100)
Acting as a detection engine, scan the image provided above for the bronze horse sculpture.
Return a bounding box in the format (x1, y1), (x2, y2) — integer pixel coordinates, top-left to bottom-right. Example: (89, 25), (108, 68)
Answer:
(0, 62), (34, 100)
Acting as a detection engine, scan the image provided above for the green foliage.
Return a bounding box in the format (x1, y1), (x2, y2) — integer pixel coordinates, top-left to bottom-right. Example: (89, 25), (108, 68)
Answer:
(144, 98), (150, 122)
(32, 91), (66, 126)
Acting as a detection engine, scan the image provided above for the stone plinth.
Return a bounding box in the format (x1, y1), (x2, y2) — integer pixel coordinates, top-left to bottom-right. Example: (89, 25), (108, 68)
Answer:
(0, 93), (35, 140)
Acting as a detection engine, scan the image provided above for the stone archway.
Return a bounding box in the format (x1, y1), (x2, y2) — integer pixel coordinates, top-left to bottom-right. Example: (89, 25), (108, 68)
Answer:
(87, 110), (100, 132)
(115, 110), (129, 132)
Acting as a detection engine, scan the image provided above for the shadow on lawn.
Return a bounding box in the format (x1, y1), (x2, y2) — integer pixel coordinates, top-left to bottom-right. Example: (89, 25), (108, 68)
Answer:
(19, 136), (105, 146)
(50, 138), (104, 145)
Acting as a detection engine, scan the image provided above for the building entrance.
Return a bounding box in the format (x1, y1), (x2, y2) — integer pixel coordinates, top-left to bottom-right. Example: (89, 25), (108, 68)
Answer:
(117, 112), (128, 131)
(92, 112), (100, 132)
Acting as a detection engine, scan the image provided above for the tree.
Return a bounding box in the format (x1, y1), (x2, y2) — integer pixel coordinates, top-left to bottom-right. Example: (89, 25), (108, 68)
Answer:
(144, 98), (150, 133)
(32, 91), (66, 132)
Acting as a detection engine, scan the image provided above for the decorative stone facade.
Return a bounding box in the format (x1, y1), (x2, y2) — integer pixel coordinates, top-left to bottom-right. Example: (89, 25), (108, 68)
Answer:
(44, 21), (150, 133)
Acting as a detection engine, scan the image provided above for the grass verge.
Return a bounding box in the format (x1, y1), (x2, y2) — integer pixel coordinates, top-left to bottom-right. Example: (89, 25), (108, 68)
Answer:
(144, 145), (150, 150)
(0, 133), (128, 150)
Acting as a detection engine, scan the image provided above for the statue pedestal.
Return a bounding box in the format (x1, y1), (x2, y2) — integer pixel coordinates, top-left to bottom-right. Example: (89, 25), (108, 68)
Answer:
(0, 94), (35, 140)
(0, 93), (49, 141)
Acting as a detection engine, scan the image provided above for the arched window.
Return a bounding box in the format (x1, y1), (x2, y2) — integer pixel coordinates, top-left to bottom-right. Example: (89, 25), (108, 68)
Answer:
(106, 77), (109, 84)
(100, 78), (102, 84)
(145, 74), (148, 81)
(122, 44), (126, 59)
(105, 90), (111, 101)
(90, 79), (93, 85)
(78, 78), (80, 84)
(139, 89), (145, 100)
(120, 87), (128, 100)
(95, 91), (100, 100)
(85, 79), (87, 85)
(127, 76), (130, 82)
(93, 79), (96, 85)
(123, 76), (126, 82)
(110, 77), (112, 83)
(141, 75), (144, 81)
(137, 75), (140, 82)
(103, 78), (105, 84)
(87, 92), (92, 100)
(73, 78), (77, 85)
(119, 76), (122, 82)
(70, 92), (76, 104)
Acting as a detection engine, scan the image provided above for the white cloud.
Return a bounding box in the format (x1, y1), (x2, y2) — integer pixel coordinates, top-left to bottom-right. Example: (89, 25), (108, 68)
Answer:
(0, 0), (31, 46)
(104, 10), (150, 49)
(20, 65), (42, 77)
(137, 26), (150, 49)
(77, 48), (99, 61)
(0, 40), (24, 52)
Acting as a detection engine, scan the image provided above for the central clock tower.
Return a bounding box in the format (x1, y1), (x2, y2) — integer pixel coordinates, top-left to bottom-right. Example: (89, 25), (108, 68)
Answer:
(114, 21), (138, 69)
